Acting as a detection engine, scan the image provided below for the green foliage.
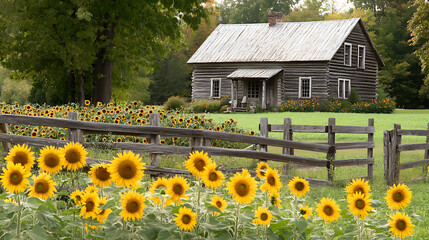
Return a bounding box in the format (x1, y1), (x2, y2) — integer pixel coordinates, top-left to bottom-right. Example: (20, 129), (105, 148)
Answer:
(190, 99), (229, 113)
(408, 0), (429, 71)
(284, 0), (326, 22)
(349, 99), (396, 113)
(348, 88), (360, 104)
(0, 67), (31, 104)
(163, 96), (187, 110)
(218, 0), (297, 24)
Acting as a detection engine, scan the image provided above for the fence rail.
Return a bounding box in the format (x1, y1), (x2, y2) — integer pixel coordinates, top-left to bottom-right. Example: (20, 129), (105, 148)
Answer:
(384, 123), (429, 185)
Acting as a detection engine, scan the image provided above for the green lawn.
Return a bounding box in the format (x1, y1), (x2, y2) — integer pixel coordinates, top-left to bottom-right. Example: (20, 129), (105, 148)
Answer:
(207, 109), (429, 239)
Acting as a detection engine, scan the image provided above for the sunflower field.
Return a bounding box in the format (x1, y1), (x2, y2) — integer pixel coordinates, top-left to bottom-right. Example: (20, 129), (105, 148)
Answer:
(0, 143), (420, 239)
(1, 101), (252, 149)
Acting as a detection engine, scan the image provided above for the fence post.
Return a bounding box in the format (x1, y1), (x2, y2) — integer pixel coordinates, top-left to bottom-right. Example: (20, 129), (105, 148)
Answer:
(383, 130), (391, 184)
(367, 118), (374, 181)
(67, 112), (83, 142)
(150, 113), (160, 167)
(0, 119), (11, 157)
(259, 117), (268, 162)
(423, 123), (429, 180)
(327, 118), (336, 182)
(283, 118), (294, 155)
(389, 124), (401, 185)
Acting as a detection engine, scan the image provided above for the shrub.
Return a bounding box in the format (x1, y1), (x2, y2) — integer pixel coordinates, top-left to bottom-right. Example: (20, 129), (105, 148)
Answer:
(349, 98), (396, 113)
(164, 96), (186, 110)
(348, 88), (360, 104)
(190, 97), (230, 113)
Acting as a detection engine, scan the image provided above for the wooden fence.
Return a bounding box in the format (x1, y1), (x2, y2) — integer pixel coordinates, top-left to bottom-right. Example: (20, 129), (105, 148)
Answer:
(262, 118), (375, 182)
(384, 123), (429, 185)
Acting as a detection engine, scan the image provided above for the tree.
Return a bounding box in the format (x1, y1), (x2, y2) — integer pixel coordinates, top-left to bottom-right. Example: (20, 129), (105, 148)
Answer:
(284, 0), (327, 22)
(0, 0), (208, 105)
(219, 0), (297, 24)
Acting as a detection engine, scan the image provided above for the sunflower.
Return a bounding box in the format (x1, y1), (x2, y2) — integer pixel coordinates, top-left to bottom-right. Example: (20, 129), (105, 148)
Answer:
(166, 175), (189, 203)
(260, 168), (282, 195)
(80, 192), (100, 219)
(85, 184), (99, 194)
(316, 197), (341, 222)
(38, 146), (65, 174)
(211, 195), (227, 215)
(0, 162), (31, 193)
(184, 151), (213, 179)
(348, 192), (373, 219)
(120, 190), (146, 221)
(385, 183), (412, 210)
(71, 189), (84, 206)
(28, 173), (57, 200)
(85, 100), (90, 106)
(288, 176), (310, 197)
(175, 207), (197, 232)
(149, 177), (169, 205)
(109, 151), (145, 189)
(270, 191), (282, 208)
(61, 142), (88, 171)
(5, 144), (35, 171)
(97, 196), (112, 224)
(226, 169), (257, 204)
(344, 178), (371, 198)
(388, 212), (414, 238)
(89, 163), (111, 187)
(202, 163), (224, 190)
(299, 205), (312, 219)
(256, 162), (269, 178)
(252, 206), (273, 225)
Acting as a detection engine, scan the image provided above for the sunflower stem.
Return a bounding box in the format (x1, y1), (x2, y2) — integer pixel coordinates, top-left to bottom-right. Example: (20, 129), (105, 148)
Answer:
(196, 178), (202, 237)
(234, 203), (241, 239)
(15, 194), (22, 238)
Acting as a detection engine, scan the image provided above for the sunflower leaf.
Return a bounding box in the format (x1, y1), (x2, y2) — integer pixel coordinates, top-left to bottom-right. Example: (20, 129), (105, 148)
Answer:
(99, 199), (116, 210)
(25, 224), (48, 240)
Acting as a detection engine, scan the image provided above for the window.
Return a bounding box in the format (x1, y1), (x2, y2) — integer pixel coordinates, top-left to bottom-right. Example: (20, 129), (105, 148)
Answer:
(344, 42), (352, 66)
(210, 78), (221, 98)
(357, 45), (365, 69)
(299, 77), (311, 98)
(248, 80), (259, 98)
(338, 79), (351, 99)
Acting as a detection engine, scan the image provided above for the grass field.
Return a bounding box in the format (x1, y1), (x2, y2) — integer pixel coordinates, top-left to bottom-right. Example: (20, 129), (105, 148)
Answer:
(207, 109), (429, 239)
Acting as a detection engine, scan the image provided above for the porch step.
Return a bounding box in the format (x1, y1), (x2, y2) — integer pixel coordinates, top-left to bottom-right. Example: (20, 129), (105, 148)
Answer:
(234, 108), (247, 112)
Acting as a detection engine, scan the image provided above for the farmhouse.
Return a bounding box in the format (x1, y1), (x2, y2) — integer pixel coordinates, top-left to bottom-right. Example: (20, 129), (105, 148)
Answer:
(188, 13), (384, 110)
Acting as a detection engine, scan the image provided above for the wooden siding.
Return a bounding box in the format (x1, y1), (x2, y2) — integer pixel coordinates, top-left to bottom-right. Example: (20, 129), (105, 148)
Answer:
(282, 62), (329, 100)
(327, 24), (379, 100)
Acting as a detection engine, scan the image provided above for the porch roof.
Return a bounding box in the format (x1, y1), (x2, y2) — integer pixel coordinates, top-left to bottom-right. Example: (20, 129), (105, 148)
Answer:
(227, 68), (282, 79)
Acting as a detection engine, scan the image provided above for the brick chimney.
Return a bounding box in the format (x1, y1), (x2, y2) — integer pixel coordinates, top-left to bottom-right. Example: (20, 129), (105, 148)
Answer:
(268, 11), (283, 27)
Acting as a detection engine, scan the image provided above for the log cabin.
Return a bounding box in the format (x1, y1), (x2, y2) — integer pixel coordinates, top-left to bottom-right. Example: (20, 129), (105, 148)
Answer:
(187, 13), (384, 110)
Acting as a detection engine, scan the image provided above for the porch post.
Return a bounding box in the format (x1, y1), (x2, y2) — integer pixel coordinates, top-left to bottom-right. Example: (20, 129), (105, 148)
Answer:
(230, 79), (235, 108)
(262, 79), (267, 109)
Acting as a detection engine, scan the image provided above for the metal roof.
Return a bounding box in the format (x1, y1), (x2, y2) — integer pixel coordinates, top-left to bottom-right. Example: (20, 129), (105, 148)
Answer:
(227, 68), (282, 79)
(188, 18), (374, 64)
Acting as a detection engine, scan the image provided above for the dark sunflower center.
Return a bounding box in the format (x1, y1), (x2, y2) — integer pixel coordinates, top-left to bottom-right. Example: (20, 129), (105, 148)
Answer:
(13, 151), (29, 166)
(259, 166), (266, 176)
(95, 167), (110, 181)
(300, 209), (307, 215)
(260, 213), (268, 221)
(396, 220), (406, 231)
(323, 206), (333, 216)
(173, 184), (184, 195)
(354, 187), (364, 195)
(65, 150), (81, 163)
(35, 180), (49, 194)
(126, 200), (139, 213)
(209, 172), (218, 181)
(393, 192), (403, 202)
(268, 176), (276, 185)
(10, 172), (23, 185)
(86, 201), (95, 211)
(76, 196), (81, 202)
(44, 153), (60, 168)
(182, 214), (191, 224)
(355, 199), (365, 209)
(216, 201), (222, 208)
(194, 159), (206, 172)
(117, 160), (137, 179)
(235, 181), (249, 197)
(295, 182), (304, 191)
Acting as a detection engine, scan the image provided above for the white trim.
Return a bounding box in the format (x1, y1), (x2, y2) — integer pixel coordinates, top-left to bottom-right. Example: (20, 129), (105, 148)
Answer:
(299, 77), (312, 98)
(338, 78), (351, 99)
(210, 78), (221, 99)
(344, 42), (352, 66)
(357, 45), (366, 69)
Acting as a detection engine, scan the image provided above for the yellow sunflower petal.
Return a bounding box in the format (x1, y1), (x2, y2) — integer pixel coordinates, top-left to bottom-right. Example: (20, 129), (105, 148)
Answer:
(175, 207), (197, 232)
(388, 212), (414, 238)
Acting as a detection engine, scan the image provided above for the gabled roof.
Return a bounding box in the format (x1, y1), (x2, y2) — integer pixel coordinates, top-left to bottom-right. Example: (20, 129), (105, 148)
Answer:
(188, 18), (383, 66)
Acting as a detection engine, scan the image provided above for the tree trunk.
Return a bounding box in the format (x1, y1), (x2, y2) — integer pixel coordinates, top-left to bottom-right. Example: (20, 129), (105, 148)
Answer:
(68, 71), (76, 103)
(93, 21), (116, 104)
(79, 73), (85, 106)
